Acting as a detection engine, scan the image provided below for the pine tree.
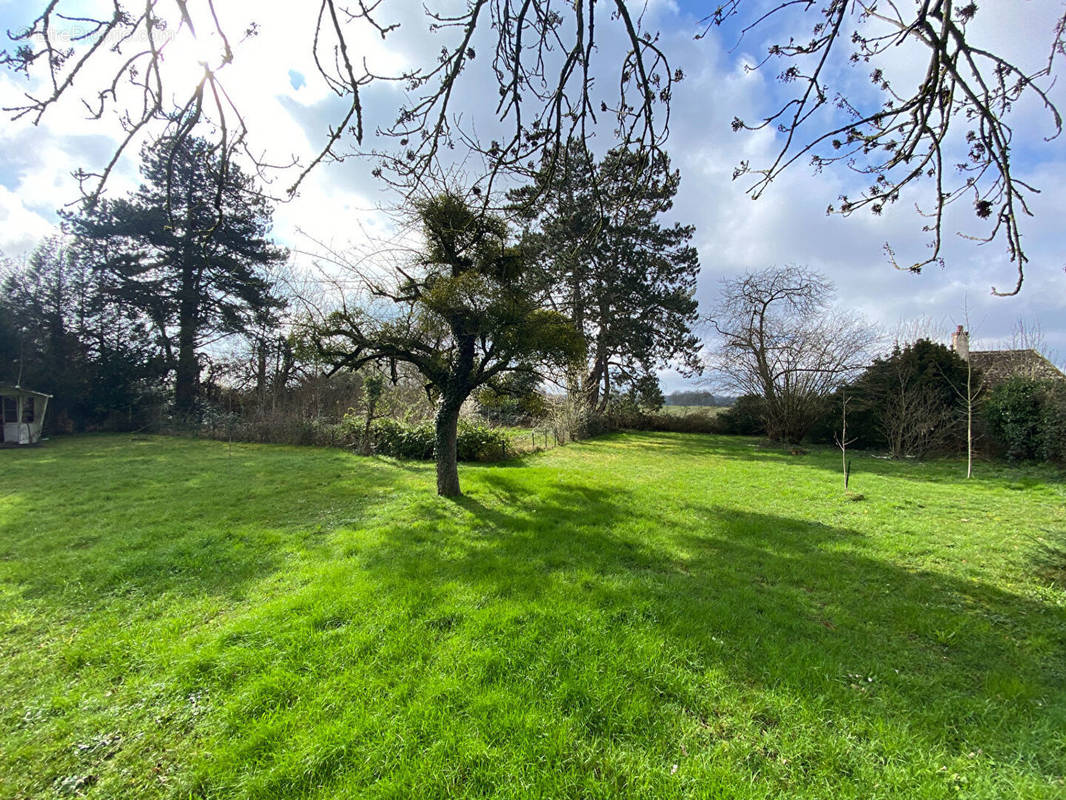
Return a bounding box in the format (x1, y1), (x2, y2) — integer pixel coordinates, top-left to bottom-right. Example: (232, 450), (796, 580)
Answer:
(67, 136), (287, 418)
(0, 237), (163, 430)
(511, 140), (700, 411)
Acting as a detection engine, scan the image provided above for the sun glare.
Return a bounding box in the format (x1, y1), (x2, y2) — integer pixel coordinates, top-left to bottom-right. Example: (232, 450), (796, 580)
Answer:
(159, 27), (230, 88)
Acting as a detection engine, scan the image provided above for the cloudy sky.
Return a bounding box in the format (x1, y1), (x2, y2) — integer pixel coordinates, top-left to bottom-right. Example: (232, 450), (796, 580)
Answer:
(1, 0), (1064, 391)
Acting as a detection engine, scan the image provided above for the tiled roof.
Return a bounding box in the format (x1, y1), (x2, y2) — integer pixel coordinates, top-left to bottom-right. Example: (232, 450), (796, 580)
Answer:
(968, 349), (1066, 385)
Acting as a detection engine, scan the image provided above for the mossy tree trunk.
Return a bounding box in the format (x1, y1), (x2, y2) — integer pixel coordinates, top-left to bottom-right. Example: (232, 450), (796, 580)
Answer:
(434, 334), (475, 497)
(435, 395), (464, 496)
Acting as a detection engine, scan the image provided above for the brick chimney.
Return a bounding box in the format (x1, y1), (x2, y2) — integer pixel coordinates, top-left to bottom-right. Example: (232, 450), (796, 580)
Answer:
(951, 324), (970, 360)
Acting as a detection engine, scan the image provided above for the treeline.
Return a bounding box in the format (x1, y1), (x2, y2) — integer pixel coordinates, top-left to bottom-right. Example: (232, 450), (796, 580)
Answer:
(0, 135), (705, 488)
(0, 238), (165, 432)
(714, 339), (1066, 464)
(0, 136), (438, 438)
(595, 340), (1066, 465)
(5, 133), (1060, 469)
(667, 264), (1066, 465)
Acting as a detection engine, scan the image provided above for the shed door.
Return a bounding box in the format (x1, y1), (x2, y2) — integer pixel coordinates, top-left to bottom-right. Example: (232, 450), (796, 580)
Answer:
(1, 397), (15, 442)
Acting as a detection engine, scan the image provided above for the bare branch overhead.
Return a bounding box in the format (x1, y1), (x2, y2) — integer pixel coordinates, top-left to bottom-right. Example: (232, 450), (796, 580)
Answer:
(3, 2), (1062, 291)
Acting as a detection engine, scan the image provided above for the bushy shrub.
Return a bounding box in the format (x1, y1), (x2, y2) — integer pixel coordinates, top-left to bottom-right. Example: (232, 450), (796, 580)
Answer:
(475, 369), (546, 425)
(808, 340), (970, 456)
(546, 394), (591, 444)
(1044, 387), (1066, 463)
(370, 418), (436, 459)
(543, 387), (694, 442)
(369, 418), (511, 462)
(194, 406), (348, 447)
(337, 412), (367, 449)
(455, 421), (511, 461)
(717, 394), (767, 436)
(985, 378), (1066, 462)
(603, 394), (644, 430)
(622, 409), (725, 434)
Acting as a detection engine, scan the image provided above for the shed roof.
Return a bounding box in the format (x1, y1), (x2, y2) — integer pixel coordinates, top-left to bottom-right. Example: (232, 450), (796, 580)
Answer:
(0, 384), (53, 398)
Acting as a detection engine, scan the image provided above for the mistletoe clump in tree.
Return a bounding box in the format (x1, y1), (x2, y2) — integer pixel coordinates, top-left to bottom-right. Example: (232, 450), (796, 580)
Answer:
(67, 136), (287, 418)
(511, 140), (701, 412)
(313, 192), (582, 497)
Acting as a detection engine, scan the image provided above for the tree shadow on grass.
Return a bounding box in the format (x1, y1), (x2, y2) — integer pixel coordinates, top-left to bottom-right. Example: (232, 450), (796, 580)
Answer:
(6, 437), (1058, 798)
(351, 475), (1066, 777)
(613, 430), (1066, 489)
(1031, 529), (1066, 589)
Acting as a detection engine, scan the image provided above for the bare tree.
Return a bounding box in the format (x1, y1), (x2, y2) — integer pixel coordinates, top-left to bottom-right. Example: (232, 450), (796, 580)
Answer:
(948, 308), (985, 478)
(892, 315), (949, 350)
(834, 393), (857, 489)
(2, 2), (1062, 287)
(879, 370), (957, 459)
(707, 266), (876, 443)
(961, 349), (982, 478)
(1007, 319), (1060, 368)
(1, 1), (674, 204)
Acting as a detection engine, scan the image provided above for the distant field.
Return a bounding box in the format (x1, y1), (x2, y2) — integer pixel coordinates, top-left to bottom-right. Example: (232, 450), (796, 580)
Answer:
(661, 404), (729, 416)
(1, 433), (1064, 798)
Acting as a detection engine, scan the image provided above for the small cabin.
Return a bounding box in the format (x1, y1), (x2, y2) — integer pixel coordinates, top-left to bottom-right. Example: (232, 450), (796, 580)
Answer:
(0, 385), (51, 446)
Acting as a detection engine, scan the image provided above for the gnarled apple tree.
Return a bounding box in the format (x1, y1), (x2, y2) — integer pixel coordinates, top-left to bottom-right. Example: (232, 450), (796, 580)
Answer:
(312, 192), (581, 496)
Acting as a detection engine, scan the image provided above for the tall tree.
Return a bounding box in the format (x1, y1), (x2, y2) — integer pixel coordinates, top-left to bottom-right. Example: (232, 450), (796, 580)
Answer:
(67, 136), (287, 417)
(313, 192), (581, 496)
(0, 237), (163, 430)
(708, 266), (876, 443)
(0, 239), (89, 395)
(512, 141), (700, 412)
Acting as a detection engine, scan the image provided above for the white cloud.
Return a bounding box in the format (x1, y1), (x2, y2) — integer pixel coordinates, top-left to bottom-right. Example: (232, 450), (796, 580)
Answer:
(0, 185), (56, 256)
(1, 0), (1063, 387)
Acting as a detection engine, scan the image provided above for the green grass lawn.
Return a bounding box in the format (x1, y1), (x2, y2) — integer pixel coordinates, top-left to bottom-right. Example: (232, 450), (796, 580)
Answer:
(1, 433), (1064, 799)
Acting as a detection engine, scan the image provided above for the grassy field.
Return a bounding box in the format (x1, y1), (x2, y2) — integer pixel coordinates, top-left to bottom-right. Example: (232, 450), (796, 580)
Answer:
(660, 405), (729, 417)
(1, 433), (1064, 799)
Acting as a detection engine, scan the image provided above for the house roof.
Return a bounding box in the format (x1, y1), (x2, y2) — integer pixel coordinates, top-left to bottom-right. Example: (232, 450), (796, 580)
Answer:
(0, 385), (53, 398)
(968, 349), (1066, 385)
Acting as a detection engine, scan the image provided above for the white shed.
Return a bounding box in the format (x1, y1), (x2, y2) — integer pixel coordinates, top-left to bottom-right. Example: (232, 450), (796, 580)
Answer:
(0, 385), (51, 445)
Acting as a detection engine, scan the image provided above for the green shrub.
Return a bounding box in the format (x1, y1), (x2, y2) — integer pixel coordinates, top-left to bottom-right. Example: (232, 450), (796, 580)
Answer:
(455, 421), (511, 461)
(627, 409), (724, 435)
(370, 418), (436, 459)
(475, 369), (546, 425)
(717, 394), (766, 436)
(1044, 387), (1066, 462)
(369, 418), (511, 462)
(808, 340), (971, 454)
(985, 378), (1066, 462)
(200, 410), (347, 447)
